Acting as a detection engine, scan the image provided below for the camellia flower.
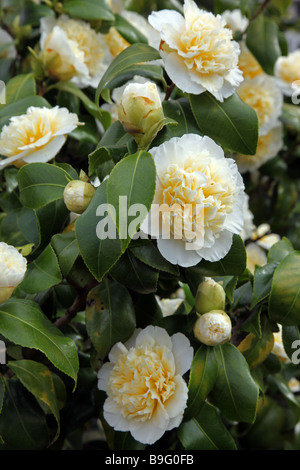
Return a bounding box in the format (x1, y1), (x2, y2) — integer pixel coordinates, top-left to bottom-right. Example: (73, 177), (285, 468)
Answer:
(0, 106), (80, 169)
(0, 27), (17, 59)
(40, 15), (112, 88)
(237, 74), (283, 136)
(141, 133), (245, 267)
(233, 124), (283, 174)
(221, 9), (249, 33)
(0, 242), (27, 303)
(193, 310), (232, 346)
(245, 242), (267, 274)
(155, 296), (184, 317)
(240, 194), (255, 241)
(274, 50), (300, 96)
(97, 325), (193, 445)
(238, 42), (264, 80)
(148, 0), (243, 101)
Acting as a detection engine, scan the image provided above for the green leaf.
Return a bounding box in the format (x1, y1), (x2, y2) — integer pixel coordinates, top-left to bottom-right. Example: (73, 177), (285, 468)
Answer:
(251, 261), (279, 309)
(19, 244), (62, 294)
(0, 74), (36, 106)
(212, 343), (259, 423)
(8, 360), (61, 443)
(0, 96), (51, 131)
(189, 92), (258, 155)
(0, 379), (49, 450)
(238, 315), (275, 369)
(62, 0), (114, 21)
(95, 43), (161, 105)
(75, 180), (122, 282)
(19, 3), (55, 25)
(129, 239), (179, 276)
(178, 402), (237, 450)
(185, 345), (218, 420)
(281, 325), (300, 361)
(114, 13), (148, 44)
(35, 199), (70, 251)
(109, 250), (159, 294)
(106, 150), (156, 251)
(51, 232), (79, 277)
(246, 15), (282, 75)
(85, 279), (136, 359)
(271, 0), (293, 15)
(267, 237), (294, 263)
(269, 251), (300, 325)
(18, 162), (73, 209)
(0, 299), (79, 385)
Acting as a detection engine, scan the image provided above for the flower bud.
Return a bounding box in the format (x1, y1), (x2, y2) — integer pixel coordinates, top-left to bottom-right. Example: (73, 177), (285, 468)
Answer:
(195, 278), (226, 316)
(0, 242), (27, 303)
(118, 81), (165, 148)
(63, 180), (96, 214)
(193, 310), (232, 346)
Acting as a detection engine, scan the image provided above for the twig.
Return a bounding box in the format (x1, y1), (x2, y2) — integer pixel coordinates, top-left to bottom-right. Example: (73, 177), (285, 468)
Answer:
(164, 82), (175, 101)
(243, 0), (271, 35)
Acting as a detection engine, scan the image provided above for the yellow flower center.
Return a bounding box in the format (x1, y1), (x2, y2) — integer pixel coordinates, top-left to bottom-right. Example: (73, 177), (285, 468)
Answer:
(107, 345), (176, 422)
(105, 27), (130, 58)
(158, 156), (237, 243)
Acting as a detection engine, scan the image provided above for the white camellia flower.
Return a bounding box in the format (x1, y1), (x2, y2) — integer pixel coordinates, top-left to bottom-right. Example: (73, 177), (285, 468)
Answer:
(40, 15), (112, 88)
(245, 242), (267, 274)
(274, 50), (300, 96)
(0, 242), (27, 303)
(237, 74), (283, 136)
(155, 296), (184, 317)
(221, 9), (249, 33)
(240, 194), (255, 241)
(148, 0), (243, 101)
(97, 325), (193, 445)
(193, 310), (232, 346)
(238, 42), (264, 80)
(0, 106), (80, 169)
(233, 124), (284, 173)
(141, 133), (245, 267)
(0, 27), (17, 59)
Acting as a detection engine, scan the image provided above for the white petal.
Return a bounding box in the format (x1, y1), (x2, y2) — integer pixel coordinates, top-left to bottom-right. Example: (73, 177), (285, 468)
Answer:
(164, 375), (188, 419)
(171, 332), (194, 375)
(199, 229), (233, 262)
(157, 237), (203, 267)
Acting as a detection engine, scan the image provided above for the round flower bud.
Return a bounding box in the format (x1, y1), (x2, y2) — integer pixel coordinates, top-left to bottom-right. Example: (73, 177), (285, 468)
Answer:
(118, 81), (165, 148)
(193, 310), (232, 346)
(195, 278), (226, 316)
(63, 180), (96, 214)
(0, 242), (27, 303)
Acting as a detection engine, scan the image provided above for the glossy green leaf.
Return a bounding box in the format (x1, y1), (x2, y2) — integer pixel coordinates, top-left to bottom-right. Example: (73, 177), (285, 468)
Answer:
(18, 163), (73, 209)
(8, 360), (60, 443)
(212, 343), (259, 423)
(75, 180), (122, 282)
(62, 0), (114, 20)
(20, 244), (62, 294)
(185, 345), (218, 420)
(246, 15), (282, 75)
(35, 199), (70, 251)
(269, 251), (300, 325)
(251, 261), (279, 308)
(0, 379), (49, 450)
(0, 299), (79, 385)
(106, 150), (156, 251)
(96, 43), (161, 105)
(238, 316), (275, 369)
(1, 74), (36, 105)
(129, 239), (179, 276)
(267, 237), (294, 263)
(51, 232), (79, 277)
(178, 402), (237, 450)
(271, 0), (293, 14)
(189, 92), (259, 155)
(109, 250), (159, 294)
(114, 13), (148, 44)
(85, 279), (136, 359)
(19, 3), (55, 25)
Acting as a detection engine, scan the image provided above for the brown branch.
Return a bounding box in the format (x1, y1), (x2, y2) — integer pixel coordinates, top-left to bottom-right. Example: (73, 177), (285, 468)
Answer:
(164, 82), (175, 101)
(243, 0), (271, 35)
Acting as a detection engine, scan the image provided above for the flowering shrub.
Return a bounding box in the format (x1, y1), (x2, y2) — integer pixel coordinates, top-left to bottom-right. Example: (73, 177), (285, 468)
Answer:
(0, 0), (300, 452)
